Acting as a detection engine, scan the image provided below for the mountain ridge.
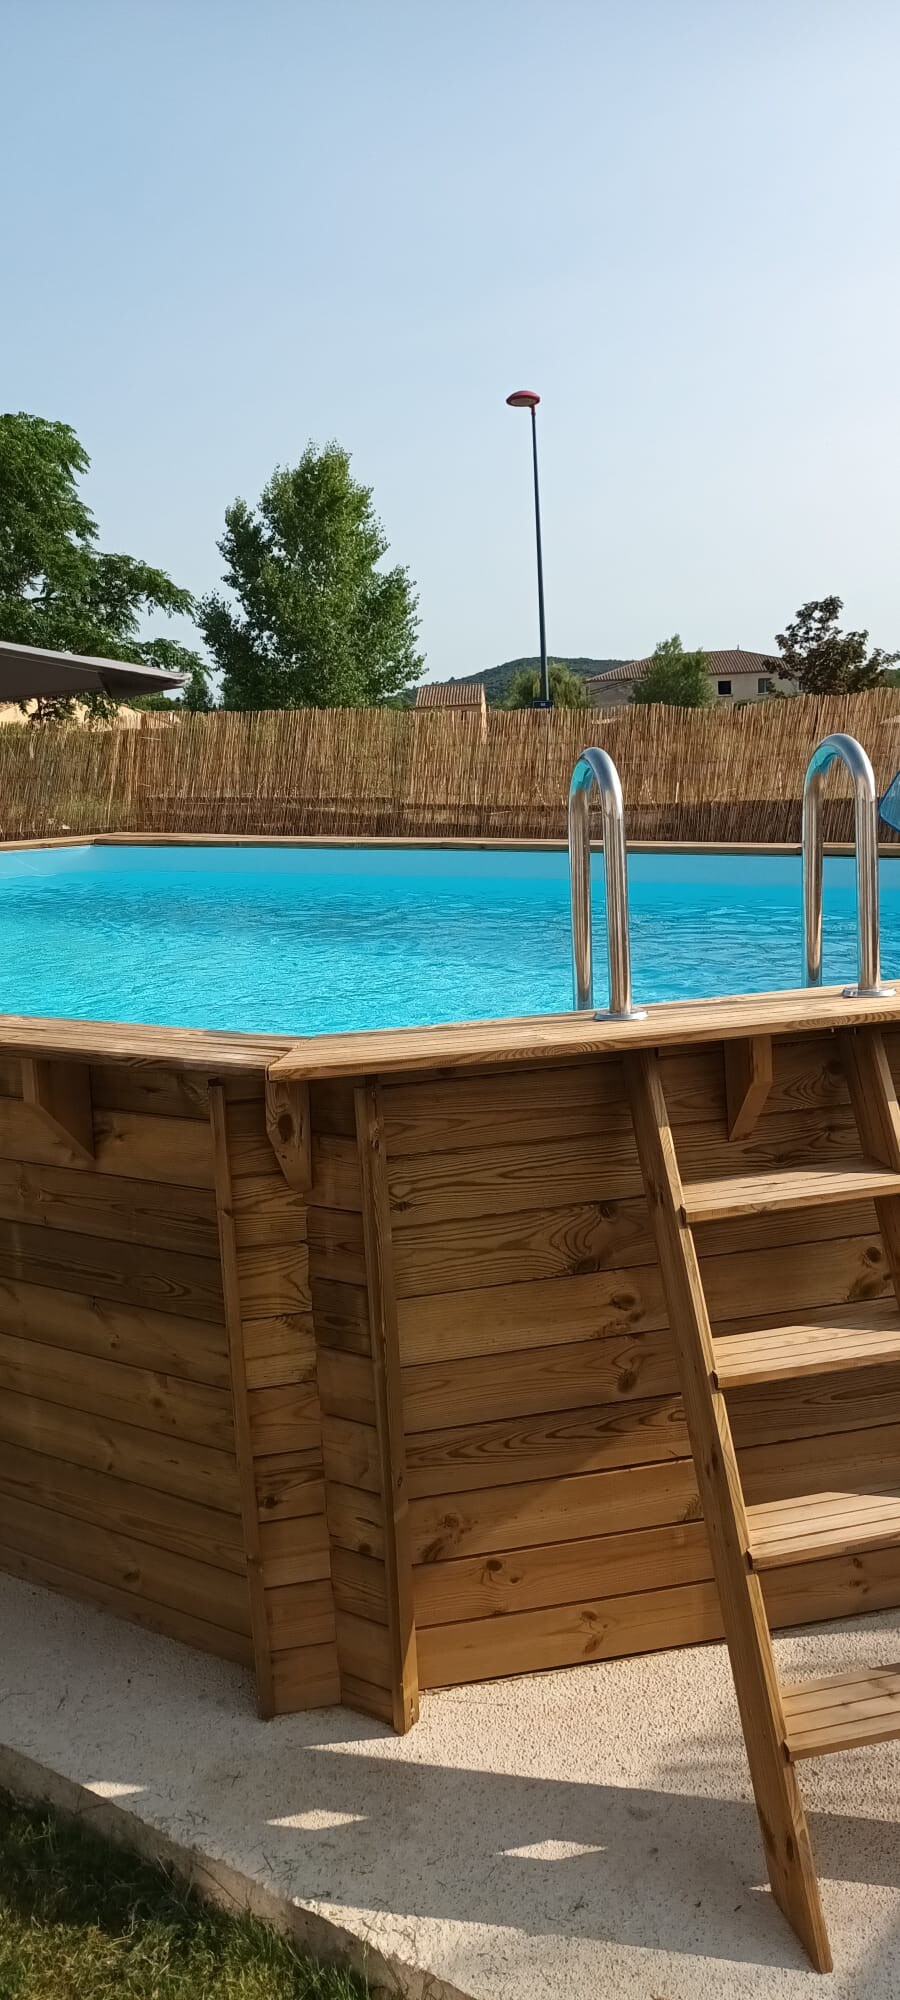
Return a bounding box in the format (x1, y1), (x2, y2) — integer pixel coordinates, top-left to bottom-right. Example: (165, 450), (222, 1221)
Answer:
(442, 656), (626, 704)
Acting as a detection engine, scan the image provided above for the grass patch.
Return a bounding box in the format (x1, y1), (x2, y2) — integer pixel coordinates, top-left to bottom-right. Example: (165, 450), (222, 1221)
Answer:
(0, 1788), (369, 1999)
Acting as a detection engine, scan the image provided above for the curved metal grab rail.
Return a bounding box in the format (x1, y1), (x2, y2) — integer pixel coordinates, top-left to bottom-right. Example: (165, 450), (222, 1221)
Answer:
(802, 732), (892, 997)
(568, 748), (645, 1018)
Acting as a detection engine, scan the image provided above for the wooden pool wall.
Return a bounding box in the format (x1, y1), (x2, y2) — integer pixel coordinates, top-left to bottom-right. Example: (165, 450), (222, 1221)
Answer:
(3, 993), (900, 1727)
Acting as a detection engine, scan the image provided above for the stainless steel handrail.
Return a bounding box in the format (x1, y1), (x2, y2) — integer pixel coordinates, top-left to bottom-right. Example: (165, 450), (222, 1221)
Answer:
(568, 748), (645, 1018)
(802, 732), (893, 997)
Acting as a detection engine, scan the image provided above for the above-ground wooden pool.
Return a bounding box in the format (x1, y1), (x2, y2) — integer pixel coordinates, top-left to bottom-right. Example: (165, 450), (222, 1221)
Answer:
(4, 983), (900, 1735)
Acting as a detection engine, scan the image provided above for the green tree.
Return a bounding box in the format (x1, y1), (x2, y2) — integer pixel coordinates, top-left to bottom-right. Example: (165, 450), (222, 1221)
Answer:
(630, 635), (713, 707)
(0, 411), (207, 721)
(199, 442), (423, 709)
(773, 596), (899, 694)
(500, 660), (589, 709)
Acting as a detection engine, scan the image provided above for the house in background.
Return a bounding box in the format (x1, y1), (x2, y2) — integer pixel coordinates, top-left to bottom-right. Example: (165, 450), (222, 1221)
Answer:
(414, 679), (487, 717)
(588, 647), (792, 709)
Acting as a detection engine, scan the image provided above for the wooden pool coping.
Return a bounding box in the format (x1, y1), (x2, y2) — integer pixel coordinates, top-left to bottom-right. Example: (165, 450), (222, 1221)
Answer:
(1, 986), (900, 1080)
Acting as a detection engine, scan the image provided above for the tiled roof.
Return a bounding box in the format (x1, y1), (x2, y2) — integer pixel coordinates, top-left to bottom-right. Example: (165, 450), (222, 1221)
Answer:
(414, 679), (487, 709)
(588, 649), (781, 687)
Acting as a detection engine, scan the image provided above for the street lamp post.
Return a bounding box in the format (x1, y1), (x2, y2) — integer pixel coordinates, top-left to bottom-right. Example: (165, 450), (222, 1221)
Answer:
(506, 389), (550, 707)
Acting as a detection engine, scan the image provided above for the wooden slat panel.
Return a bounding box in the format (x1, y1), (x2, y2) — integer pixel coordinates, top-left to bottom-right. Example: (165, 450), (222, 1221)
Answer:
(0, 1327), (234, 1448)
(258, 1512), (331, 1588)
(414, 1521), (711, 1625)
(93, 1109), (215, 1186)
(401, 1332), (678, 1435)
(234, 1240), (310, 1318)
(0, 1217), (223, 1321)
(307, 1208), (367, 1285)
(416, 1545), (900, 1687)
(0, 1275), (229, 1385)
(0, 1438), (244, 1573)
(270, 1644), (341, 1712)
(241, 1313), (315, 1390)
(0, 1539), (253, 1667)
(385, 1108), (862, 1232)
(408, 1420), (900, 1564)
(0, 1157), (219, 1256)
(392, 1193), (880, 1302)
(326, 1482), (386, 1560)
(309, 1078), (356, 1137)
(397, 1233), (889, 1366)
(379, 1039), (850, 1157)
(0, 1489), (250, 1633)
(405, 1365), (900, 1499)
(254, 1449), (326, 1524)
(90, 1061), (211, 1121)
(322, 1417), (383, 1493)
(0, 1385), (242, 1513)
(231, 1175), (309, 1249)
(418, 1576), (722, 1685)
(266, 1578), (337, 1649)
(317, 1348), (378, 1425)
(406, 1394), (689, 1496)
(248, 1381), (322, 1455)
(332, 1546), (389, 1623)
(409, 1459), (700, 1562)
(334, 1609), (392, 1684)
(309, 1277), (371, 1355)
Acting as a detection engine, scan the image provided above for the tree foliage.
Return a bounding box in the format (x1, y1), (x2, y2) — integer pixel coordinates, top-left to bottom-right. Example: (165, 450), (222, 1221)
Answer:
(198, 443), (423, 709)
(630, 635), (713, 707)
(0, 411), (208, 721)
(500, 660), (590, 709)
(773, 596), (899, 694)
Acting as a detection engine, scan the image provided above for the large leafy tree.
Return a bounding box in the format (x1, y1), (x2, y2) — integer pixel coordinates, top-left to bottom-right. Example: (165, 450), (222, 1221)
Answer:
(774, 596), (898, 694)
(630, 635), (713, 707)
(0, 411), (210, 720)
(500, 660), (589, 709)
(199, 443), (423, 709)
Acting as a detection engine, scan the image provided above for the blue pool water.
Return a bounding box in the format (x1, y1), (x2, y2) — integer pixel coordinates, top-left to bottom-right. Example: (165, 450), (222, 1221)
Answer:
(0, 842), (897, 1038)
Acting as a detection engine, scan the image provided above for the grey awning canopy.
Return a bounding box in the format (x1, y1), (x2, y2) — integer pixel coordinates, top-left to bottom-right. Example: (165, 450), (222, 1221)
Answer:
(0, 639), (187, 700)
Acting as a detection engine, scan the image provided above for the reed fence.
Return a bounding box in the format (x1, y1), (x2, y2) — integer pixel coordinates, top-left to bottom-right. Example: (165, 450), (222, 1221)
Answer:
(2, 693), (900, 845)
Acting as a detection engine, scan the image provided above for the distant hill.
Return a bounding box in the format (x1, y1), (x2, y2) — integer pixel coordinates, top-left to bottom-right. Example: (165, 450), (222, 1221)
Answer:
(449, 656), (625, 705)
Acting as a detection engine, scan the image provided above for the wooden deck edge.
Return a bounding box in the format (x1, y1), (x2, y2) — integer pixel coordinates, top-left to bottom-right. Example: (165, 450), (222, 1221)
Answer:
(269, 986), (900, 1081)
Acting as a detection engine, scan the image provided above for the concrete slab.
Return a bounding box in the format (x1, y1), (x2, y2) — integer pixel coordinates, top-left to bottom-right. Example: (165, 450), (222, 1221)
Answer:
(0, 1573), (898, 1998)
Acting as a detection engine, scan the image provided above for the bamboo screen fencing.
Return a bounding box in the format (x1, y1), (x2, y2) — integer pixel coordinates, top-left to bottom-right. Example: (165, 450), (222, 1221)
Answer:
(2, 692), (900, 844)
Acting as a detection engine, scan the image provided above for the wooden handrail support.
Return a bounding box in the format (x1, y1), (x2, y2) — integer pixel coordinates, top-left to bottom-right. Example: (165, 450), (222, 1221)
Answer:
(724, 1035), (773, 1140)
(265, 1076), (311, 1189)
(20, 1057), (94, 1164)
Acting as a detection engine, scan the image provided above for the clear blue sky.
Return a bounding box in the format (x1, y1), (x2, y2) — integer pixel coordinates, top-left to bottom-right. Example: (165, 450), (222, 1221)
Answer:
(2, 0), (898, 681)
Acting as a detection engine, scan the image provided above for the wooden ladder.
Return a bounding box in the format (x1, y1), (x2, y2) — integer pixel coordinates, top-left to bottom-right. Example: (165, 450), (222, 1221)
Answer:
(625, 1025), (900, 1975)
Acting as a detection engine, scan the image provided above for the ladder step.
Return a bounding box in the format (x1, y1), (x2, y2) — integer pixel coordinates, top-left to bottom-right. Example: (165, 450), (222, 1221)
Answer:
(782, 1663), (900, 1758)
(712, 1300), (900, 1388)
(747, 1489), (900, 1569)
(682, 1158), (900, 1224)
